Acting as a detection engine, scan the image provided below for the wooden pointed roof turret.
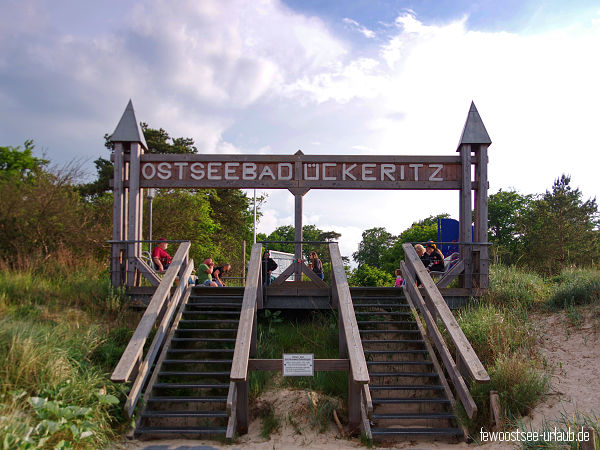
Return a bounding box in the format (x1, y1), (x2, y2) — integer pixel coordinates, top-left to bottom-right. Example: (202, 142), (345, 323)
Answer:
(110, 99), (147, 150)
(457, 101), (491, 151)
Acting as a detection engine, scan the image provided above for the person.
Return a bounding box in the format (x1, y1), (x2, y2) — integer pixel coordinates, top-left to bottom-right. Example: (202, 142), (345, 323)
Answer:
(262, 250), (278, 286)
(152, 237), (172, 272)
(309, 251), (324, 280)
(425, 241), (445, 273)
(415, 244), (428, 267)
(212, 263), (231, 287)
(196, 258), (218, 287)
(394, 268), (405, 287)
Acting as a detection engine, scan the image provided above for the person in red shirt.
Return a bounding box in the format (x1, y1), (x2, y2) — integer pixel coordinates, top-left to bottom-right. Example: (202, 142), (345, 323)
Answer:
(152, 238), (172, 272)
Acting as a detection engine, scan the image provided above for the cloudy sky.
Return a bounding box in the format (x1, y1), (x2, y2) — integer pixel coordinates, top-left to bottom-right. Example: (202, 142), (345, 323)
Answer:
(2, 0), (599, 259)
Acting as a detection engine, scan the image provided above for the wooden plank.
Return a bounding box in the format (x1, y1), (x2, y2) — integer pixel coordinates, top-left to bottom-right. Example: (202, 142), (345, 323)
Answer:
(125, 275), (193, 416)
(235, 380), (248, 434)
(403, 244), (488, 383)
(134, 284), (192, 424)
(111, 242), (191, 382)
(230, 243), (262, 381)
(459, 144), (472, 289)
(248, 359), (350, 371)
(489, 390), (502, 431)
(134, 258), (161, 286)
(294, 194), (303, 281)
(270, 263), (295, 286)
(475, 145), (489, 289)
(226, 382), (237, 441)
(401, 262), (478, 418)
(140, 153), (461, 163)
(362, 384), (373, 418)
(436, 259), (465, 288)
(127, 143), (142, 286)
(348, 378), (361, 430)
(111, 143), (125, 287)
(360, 395), (372, 442)
(329, 243), (369, 384)
(300, 262), (329, 288)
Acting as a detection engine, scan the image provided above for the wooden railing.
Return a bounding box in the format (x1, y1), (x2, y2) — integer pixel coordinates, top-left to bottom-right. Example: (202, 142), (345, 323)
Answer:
(110, 241), (194, 416)
(329, 243), (370, 434)
(401, 243), (489, 419)
(228, 243), (263, 439)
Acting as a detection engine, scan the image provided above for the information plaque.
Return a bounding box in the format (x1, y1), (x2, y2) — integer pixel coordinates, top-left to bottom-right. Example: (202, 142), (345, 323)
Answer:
(282, 353), (314, 377)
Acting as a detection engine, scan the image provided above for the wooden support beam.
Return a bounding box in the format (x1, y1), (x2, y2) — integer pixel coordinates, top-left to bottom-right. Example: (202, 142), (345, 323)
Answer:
(235, 380), (248, 434)
(294, 193), (303, 281)
(436, 259), (465, 289)
(348, 378), (361, 430)
(226, 382), (237, 441)
(111, 143), (125, 287)
(270, 263), (295, 286)
(133, 257), (161, 286)
(459, 144), (472, 290)
(475, 145), (489, 288)
(300, 261), (329, 288)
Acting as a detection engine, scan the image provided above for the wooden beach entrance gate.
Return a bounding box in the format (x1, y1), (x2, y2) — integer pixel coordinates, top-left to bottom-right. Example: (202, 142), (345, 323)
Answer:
(109, 101), (492, 441)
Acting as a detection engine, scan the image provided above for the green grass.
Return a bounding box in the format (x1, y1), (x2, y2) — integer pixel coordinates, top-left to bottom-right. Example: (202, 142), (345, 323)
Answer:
(547, 268), (600, 310)
(517, 411), (600, 449)
(0, 258), (135, 448)
(484, 264), (550, 313)
(257, 402), (280, 439)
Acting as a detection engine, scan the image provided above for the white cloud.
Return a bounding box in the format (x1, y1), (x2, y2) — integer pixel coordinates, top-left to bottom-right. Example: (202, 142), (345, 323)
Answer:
(343, 17), (376, 39)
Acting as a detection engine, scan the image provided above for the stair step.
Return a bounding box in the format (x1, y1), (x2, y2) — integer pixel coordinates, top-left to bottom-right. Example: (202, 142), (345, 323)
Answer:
(189, 295), (243, 299)
(372, 398), (449, 404)
(365, 350), (428, 355)
(369, 372), (438, 378)
(371, 427), (461, 436)
(370, 385), (445, 391)
(354, 303), (410, 308)
(158, 371), (230, 377)
(163, 360), (232, 364)
(179, 319), (239, 324)
(185, 304), (241, 308)
(148, 397), (227, 403)
(142, 410), (228, 418)
(171, 338), (235, 342)
(358, 321), (416, 326)
(351, 296), (406, 300)
(167, 348), (234, 354)
(136, 427), (226, 435)
(372, 413), (456, 420)
(362, 339), (425, 344)
(182, 311), (240, 315)
(355, 312), (411, 316)
(175, 329), (238, 333)
(153, 383), (229, 389)
(360, 329), (420, 334)
(367, 361), (433, 366)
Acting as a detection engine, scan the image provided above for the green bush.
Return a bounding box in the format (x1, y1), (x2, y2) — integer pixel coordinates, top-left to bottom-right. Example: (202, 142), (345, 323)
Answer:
(484, 265), (549, 312)
(349, 264), (394, 287)
(547, 268), (600, 309)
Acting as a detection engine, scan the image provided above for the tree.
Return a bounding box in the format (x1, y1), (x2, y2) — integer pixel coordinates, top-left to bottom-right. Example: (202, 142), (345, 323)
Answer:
(0, 141), (48, 179)
(518, 175), (600, 274)
(258, 225), (342, 262)
(488, 189), (531, 264)
(349, 264), (395, 287)
(379, 214), (450, 273)
(353, 227), (395, 268)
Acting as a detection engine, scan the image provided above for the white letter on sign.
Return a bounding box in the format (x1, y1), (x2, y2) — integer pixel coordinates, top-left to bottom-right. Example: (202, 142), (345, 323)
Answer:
(381, 164), (395, 181)
(174, 162), (188, 180)
(157, 162), (172, 180)
(142, 163), (156, 179)
(190, 163), (205, 180)
(428, 164), (443, 181)
(342, 164), (357, 180)
(304, 163), (319, 180)
(242, 163), (257, 180)
(278, 163), (292, 180)
(208, 162), (221, 180)
(409, 163), (423, 181)
(225, 162), (239, 180)
(362, 164), (376, 181)
(259, 165), (276, 180)
(322, 163), (337, 180)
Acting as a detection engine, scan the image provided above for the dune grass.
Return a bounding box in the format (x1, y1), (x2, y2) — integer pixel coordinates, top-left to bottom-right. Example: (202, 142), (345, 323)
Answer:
(0, 255), (135, 448)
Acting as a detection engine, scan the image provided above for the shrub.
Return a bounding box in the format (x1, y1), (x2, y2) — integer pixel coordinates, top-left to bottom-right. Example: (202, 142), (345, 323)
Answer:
(349, 264), (394, 287)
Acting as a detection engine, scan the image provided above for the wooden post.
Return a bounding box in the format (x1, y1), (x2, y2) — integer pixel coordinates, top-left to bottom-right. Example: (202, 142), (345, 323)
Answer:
(111, 143), (125, 287)
(242, 239), (246, 286)
(581, 426), (596, 450)
(474, 144), (489, 288)
(459, 144), (472, 290)
(348, 377), (361, 431)
(294, 193), (303, 281)
(127, 142), (142, 287)
(236, 380), (249, 433)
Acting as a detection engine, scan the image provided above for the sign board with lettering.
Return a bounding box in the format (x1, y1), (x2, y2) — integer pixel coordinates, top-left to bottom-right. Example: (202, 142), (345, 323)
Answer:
(283, 353), (314, 376)
(137, 154), (462, 190)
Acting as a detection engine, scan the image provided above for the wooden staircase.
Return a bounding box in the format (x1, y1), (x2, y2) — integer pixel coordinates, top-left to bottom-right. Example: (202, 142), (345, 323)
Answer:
(134, 287), (244, 439)
(352, 287), (462, 440)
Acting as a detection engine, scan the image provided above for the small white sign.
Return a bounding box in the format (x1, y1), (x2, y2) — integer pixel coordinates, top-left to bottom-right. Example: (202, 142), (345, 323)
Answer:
(283, 353), (314, 377)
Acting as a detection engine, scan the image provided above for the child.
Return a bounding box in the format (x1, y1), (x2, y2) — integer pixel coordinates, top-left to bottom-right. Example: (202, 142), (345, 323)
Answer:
(394, 269), (405, 287)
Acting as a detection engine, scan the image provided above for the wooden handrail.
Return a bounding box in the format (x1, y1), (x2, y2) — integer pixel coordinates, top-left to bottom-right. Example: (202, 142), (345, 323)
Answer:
(402, 243), (489, 383)
(329, 243), (369, 384)
(230, 243), (262, 382)
(111, 241), (191, 383)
